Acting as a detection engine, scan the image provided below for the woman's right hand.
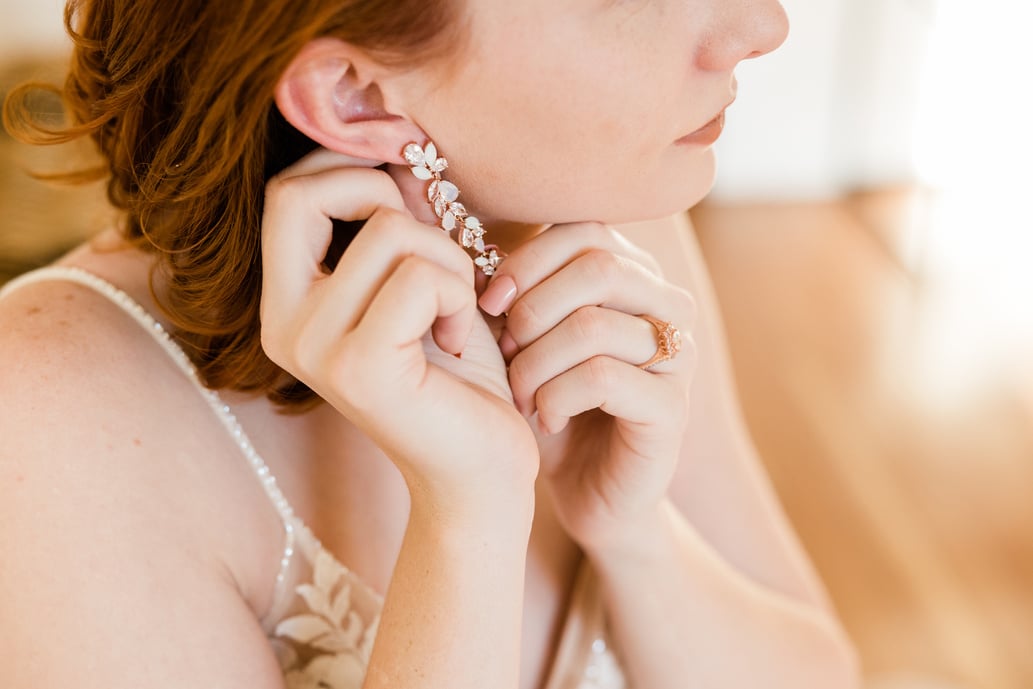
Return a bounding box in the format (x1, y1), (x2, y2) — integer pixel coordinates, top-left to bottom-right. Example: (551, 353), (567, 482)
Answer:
(259, 149), (539, 521)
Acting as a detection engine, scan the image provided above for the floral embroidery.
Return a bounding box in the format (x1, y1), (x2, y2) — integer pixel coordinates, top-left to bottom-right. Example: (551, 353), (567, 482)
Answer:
(267, 542), (627, 689)
(273, 548), (380, 689)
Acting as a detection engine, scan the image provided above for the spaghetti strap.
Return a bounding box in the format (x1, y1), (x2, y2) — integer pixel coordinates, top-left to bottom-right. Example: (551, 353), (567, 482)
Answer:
(0, 266), (299, 588)
(1, 266), (627, 689)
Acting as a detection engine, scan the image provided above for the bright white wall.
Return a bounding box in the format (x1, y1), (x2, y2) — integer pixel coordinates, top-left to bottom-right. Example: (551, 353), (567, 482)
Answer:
(710, 0), (937, 201)
(0, 0), (70, 61)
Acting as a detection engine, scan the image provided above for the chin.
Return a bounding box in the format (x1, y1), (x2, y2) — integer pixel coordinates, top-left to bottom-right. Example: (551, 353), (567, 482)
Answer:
(464, 151), (717, 227)
(601, 157), (717, 224)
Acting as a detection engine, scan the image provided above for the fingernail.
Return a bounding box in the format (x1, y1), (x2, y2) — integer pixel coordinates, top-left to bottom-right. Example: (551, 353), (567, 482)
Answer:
(498, 329), (519, 361)
(453, 351), (463, 359)
(478, 275), (517, 317)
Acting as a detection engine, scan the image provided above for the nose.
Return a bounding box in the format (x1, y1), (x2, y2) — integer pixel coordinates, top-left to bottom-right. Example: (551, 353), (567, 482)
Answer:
(697, 0), (790, 71)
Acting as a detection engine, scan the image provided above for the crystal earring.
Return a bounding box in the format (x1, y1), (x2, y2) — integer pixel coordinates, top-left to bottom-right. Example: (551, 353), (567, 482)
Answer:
(403, 141), (503, 276)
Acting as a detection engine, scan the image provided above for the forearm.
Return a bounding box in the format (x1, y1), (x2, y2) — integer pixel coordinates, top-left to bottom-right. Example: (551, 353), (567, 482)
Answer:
(363, 496), (534, 689)
(587, 499), (859, 689)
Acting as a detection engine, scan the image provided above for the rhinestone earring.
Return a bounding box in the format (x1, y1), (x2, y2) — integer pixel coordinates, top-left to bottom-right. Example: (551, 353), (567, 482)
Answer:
(403, 141), (503, 276)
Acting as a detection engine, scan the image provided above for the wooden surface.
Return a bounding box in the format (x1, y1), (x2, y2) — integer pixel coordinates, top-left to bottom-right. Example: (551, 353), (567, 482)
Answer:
(691, 193), (1033, 689)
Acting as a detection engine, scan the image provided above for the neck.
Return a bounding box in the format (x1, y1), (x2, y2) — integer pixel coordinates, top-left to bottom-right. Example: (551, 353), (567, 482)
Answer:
(486, 219), (548, 255)
(390, 162), (548, 256)
(388, 162), (549, 256)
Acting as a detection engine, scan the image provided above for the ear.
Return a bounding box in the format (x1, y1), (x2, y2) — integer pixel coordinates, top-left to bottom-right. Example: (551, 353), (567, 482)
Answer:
(274, 37), (427, 165)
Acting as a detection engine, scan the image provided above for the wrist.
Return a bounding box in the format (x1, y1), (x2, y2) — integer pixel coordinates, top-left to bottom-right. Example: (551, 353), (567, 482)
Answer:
(580, 498), (677, 567)
(408, 480), (537, 542)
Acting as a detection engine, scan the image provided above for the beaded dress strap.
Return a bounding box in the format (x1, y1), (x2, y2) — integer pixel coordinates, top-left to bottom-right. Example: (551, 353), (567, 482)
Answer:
(0, 266), (299, 585)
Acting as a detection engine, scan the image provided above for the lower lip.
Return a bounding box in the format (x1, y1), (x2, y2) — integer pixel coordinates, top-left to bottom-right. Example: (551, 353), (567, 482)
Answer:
(675, 110), (726, 146)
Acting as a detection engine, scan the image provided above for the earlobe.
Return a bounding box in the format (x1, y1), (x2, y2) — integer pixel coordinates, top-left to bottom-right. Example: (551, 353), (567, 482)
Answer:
(274, 37), (426, 165)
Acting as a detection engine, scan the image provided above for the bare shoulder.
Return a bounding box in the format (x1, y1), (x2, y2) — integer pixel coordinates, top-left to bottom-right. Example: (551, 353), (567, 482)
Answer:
(0, 247), (285, 687)
(0, 240), (187, 458)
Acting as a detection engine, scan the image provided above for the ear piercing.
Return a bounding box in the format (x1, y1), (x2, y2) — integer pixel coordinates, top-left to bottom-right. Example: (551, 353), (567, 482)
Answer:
(403, 141), (502, 276)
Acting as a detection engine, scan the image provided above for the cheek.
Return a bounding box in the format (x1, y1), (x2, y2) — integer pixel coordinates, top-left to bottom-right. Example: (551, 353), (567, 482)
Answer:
(464, 107), (715, 225)
(466, 81), (678, 219)
(415, 13), (710, 223)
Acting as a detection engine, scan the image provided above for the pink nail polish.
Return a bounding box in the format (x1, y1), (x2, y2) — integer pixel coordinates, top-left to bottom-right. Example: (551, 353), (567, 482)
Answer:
(478, 275), (518, 317)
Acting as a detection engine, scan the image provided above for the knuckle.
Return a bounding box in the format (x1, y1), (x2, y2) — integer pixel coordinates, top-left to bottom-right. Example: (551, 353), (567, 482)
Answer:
(506, 297), (546, 338)
(583, 248), (622, 282)
(363, 207), (407, 242)
(585, 355), (614, 389)
(534, 384), (557, 419)
(497, 240), (541, 278)
(264, 174), (303, 208)
(570, 306), (606, 343)
(397, 254), (434, 283)
(263, 173), (286, 199)
(676, 287), (699, 326)
(583, 221), (624, 251)
(506, 357), (534, 399)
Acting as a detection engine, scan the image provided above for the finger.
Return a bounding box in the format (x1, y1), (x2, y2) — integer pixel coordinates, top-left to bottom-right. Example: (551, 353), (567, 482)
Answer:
(266, 212), (477, 373)
(503, 248), (693, 349)
(292, 209), (473, 344)
(533, 356), (687, 441)
(478, 222), (657, 317)
(353, 255), (477, 366)
(261, 167), (408, 317)
(293, 243), (476, 383)
(276, 147), (387, 180)
(506, 306), (686, 415)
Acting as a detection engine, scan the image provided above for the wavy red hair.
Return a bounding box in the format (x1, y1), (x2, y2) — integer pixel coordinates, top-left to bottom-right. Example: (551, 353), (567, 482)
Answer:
(3, 0), (460, 412)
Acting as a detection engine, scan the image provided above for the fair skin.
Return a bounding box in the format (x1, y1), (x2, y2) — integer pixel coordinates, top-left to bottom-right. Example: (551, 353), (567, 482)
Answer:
(0, 1), (858, 688)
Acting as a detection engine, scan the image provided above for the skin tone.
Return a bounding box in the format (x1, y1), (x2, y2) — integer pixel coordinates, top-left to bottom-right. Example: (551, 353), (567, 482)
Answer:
(269, 0), (858, 687)
(285, 0), (756, 233)
(0, 0), (859, 688)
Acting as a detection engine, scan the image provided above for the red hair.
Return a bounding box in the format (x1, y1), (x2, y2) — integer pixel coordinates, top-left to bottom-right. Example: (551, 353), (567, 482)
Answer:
(3, 0), (461, 412)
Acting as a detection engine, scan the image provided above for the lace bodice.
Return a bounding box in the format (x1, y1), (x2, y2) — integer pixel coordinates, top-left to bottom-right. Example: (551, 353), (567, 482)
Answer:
(0, 266), (629, 689)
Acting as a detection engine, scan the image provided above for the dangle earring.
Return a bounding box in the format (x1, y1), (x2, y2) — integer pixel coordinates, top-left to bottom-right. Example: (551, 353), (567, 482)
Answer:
(403, 141), (503, 276)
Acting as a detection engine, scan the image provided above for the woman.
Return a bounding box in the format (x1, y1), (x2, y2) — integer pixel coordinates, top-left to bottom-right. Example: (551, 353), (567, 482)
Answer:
(0, 1), (858, 688)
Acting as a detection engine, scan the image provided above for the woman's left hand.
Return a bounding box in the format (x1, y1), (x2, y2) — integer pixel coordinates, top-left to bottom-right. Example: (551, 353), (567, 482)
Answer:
(478, 222), (697, 554)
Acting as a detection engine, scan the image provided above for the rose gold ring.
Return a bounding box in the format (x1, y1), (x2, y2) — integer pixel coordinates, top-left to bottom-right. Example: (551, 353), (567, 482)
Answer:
(636, 315), (682, 369)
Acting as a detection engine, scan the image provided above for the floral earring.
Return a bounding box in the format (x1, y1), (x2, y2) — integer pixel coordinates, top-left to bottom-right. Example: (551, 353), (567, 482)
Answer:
(403, 141), (503, 276)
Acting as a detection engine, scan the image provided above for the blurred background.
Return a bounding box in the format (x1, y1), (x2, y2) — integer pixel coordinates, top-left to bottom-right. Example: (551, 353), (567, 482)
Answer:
(2, 1), (1032, 687)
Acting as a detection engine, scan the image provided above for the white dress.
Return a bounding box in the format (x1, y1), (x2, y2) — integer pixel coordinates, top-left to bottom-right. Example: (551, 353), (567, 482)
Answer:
(0, 266), (629, 689)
